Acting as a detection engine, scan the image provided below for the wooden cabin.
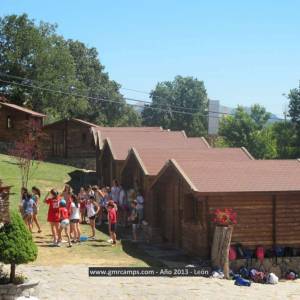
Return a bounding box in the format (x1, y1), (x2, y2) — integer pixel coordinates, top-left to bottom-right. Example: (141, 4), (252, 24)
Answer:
(150, 159), (300, 257)
(0, 101), (45, 145)
(99, 132), (210, 186)
(93, 126), (164, 180)
(43, 118), (98, 169)
(121, 146), (253, 228)
(43, 118), (163, 170)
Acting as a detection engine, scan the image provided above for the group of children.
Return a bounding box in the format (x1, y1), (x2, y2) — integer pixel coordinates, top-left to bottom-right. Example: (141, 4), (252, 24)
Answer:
(19, 180), (145, 247)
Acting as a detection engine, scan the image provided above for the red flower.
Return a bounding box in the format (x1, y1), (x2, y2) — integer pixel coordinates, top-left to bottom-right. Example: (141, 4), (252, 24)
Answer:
(211, 208), (237, 226)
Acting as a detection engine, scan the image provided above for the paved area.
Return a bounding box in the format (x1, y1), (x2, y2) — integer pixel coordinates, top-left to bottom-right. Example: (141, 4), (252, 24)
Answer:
(15, 264), (300, 300)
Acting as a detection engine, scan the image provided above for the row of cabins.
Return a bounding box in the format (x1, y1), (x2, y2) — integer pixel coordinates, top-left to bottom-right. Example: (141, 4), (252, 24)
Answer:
(2, 100), (300, 258)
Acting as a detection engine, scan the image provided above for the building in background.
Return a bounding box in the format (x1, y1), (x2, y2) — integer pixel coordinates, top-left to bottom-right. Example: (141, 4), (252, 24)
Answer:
(208, 99), (282, 136)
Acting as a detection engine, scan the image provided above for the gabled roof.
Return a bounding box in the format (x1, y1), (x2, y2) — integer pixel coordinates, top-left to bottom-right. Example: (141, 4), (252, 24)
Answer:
(153, 159), (300, 194)
(124, 146), (253, 176)
(101, 132), (210, 161)
(0, 102), (46, 117)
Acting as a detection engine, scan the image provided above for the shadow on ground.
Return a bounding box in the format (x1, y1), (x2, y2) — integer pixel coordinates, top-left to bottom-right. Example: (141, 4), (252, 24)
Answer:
(96, 224), (165, 267)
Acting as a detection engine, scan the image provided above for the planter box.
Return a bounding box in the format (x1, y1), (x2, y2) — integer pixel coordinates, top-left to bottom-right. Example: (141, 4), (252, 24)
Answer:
(0, 281), (39, 300)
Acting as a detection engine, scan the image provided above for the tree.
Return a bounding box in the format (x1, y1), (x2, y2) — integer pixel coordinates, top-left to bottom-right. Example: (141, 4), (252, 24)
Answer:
(9, 119), (45, 188)
(142, 76), (208, 136)
(67, 40), (141, 126)
(271, 121), (297, 158)
(0, 211), (38, 282)
(218, 105), (276, 159)
(0, 14), (84, 120)
(0, 14), (141, 126)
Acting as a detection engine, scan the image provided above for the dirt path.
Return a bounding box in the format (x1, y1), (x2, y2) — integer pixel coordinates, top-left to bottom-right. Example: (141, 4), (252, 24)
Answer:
(15, 264), (300, 300)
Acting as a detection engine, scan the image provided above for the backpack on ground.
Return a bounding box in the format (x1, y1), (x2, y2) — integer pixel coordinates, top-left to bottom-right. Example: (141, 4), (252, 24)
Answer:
(249, 268), (266, 284)
(229, 246), (237, 261)
(267, 273), (279, 284)
(286, 270), (299, 280)
(239, 266), (250, 279)
(234, 277), (251, 287)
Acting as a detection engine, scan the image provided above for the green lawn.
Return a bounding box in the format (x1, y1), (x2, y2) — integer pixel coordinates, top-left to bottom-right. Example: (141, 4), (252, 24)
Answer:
(0, 154), (150, 267)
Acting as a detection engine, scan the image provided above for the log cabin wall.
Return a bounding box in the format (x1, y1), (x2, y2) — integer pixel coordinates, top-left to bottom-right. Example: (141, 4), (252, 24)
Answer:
(43, 120), (96, 169)
(0, 106), (42, 143)
(121, 154), (142, 190)
(66, 120), (95, 159)
(206, 193), (274, 248)
(99, 144), (114, 186)
(151, 167), (192, 249)
(120, 156), (156, 224)
(201, 192), (300, 253)
(276, 193), (300, 246)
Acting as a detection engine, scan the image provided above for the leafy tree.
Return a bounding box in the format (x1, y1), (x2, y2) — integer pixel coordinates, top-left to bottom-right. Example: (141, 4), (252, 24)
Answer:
(67, 40), (141, 126)
(0, 14), (84, 119)
(0, 211), (38, 282)
(252, 127), (277, 159)
(0, 14), (140, 126)
(142, 76), (208, 136)
(271, 121), (297, 158)
(218, 105), (275, 158)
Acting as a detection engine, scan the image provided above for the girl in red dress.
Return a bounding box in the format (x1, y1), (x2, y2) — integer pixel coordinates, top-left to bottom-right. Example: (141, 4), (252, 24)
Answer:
(44, 189), (60, 245)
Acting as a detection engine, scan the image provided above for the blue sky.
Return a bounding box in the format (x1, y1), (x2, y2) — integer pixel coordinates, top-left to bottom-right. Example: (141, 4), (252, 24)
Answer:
(1, 0), (300, 117)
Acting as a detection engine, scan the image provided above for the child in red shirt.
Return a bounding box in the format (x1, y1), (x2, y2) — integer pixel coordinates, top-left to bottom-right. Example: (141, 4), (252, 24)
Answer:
(58, 199), (72, 247)
(107, 200), (117, 246)
(44, 189), (60, 245)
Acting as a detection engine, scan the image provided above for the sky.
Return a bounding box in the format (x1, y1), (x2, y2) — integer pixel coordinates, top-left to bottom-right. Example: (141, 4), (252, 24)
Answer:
(1, 0), (300, 117)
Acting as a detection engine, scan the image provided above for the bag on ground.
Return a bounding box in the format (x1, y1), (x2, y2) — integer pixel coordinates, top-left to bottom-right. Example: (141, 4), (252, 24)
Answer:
(267, 273), (279, 284)
(286, 270), (299, 280)
(239, 267), (250, 279)
(249, 268), (266, 283)
(234, 277), (251, 287)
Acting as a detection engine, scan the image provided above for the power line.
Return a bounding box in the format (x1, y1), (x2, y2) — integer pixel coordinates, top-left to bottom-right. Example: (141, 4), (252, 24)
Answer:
(0, 72), (204, 113)
(0, 73), (284, 121)
(0, 78), (207, 117)
(120, 87), (150, 95)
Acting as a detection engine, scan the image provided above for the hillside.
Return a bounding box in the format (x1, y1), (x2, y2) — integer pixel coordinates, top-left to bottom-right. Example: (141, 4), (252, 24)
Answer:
(0, 153), (79, 212)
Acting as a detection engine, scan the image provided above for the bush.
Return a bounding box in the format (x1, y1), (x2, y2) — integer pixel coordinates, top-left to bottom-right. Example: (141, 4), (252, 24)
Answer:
(0, 211), (37, 282)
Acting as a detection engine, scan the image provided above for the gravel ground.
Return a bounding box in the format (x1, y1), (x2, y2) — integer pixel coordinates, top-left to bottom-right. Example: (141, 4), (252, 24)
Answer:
(11, 264), (300, 300)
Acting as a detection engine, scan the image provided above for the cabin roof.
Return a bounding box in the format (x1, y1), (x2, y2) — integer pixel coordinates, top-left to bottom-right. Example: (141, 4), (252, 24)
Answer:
(0, 102), (46, 117)
(102, 133), (210, 161)
(157, 159), (300, 193)
(126, 146), (253, 176)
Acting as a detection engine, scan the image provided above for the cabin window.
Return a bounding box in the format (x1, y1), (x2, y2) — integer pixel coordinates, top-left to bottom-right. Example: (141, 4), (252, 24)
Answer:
(81, 133), (87, 144)
(184, 195), (204, 225)
(7, 116), (12, 129)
